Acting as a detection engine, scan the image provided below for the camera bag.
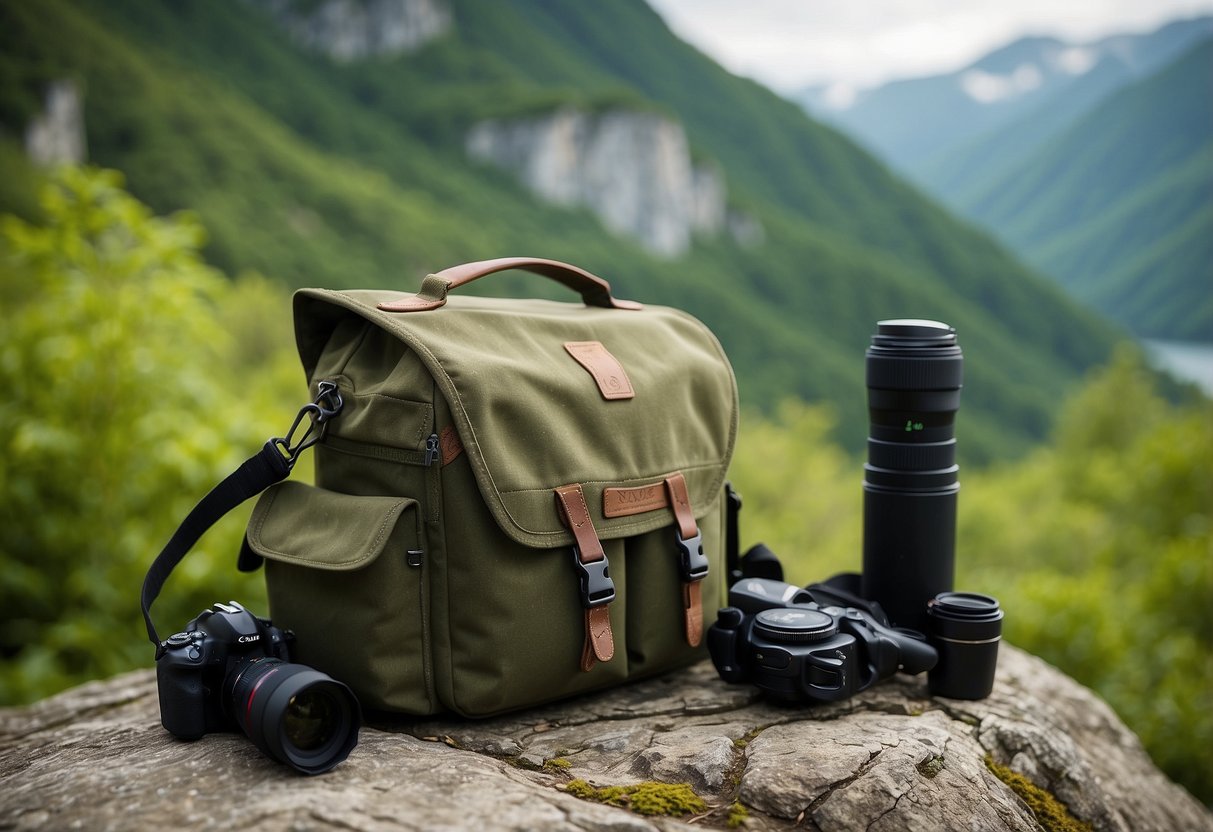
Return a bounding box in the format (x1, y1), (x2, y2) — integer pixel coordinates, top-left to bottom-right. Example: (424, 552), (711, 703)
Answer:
(232, 257), (738, 717)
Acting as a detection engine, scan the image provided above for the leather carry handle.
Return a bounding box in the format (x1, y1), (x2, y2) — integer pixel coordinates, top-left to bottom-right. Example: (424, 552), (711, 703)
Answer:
(377, 257), (642, 312)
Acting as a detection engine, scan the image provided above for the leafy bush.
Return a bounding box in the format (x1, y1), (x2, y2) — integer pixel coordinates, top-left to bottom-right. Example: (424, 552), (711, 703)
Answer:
(959, 349), (1212, 802)
(0, 168), (299, 702)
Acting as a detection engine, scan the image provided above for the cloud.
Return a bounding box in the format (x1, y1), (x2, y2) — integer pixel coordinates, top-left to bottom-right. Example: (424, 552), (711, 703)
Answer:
(960, 64), (1045, 103)
(647, 0), (1213, 90)
(1054, 46), (1098, 74)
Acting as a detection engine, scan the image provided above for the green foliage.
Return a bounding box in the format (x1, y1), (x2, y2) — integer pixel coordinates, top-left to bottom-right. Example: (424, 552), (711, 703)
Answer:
(0, 136), (42, 220)
(729, 401), (861, 582)
(960, 348), (1213, 802)
(0, 168), (298, 703)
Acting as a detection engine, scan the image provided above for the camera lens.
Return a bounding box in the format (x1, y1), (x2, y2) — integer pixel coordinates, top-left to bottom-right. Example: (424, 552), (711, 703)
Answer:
(926, 592), (1003, 700)
(227, 657), (360, 774)
(861, 319), (963, 631)
(283, 687), (340, 750)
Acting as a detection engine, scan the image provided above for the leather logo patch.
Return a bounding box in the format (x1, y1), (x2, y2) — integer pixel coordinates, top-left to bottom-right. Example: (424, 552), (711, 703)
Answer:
(603, 482), (668, 518)
(563, 341), (634, 401)
(438, 425), (464, 466)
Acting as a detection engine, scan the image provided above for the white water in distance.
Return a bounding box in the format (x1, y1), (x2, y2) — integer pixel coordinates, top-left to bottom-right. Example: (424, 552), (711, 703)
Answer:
(1143, 339), (1213, 396)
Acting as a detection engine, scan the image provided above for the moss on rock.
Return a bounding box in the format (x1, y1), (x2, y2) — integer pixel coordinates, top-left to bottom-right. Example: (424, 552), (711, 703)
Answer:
(985, 755), (1093, 832)
(564, 778), (707, 817)
(726, 800), (749, 828)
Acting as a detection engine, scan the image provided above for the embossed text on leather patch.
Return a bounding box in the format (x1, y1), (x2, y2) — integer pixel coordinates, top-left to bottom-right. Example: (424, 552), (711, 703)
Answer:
(603, 482), (668, 518)
(563, 341), (634, 401)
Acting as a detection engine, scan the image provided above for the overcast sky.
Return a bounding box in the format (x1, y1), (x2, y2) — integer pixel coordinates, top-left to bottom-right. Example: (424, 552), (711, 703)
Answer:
(646, 0), (1213, 92)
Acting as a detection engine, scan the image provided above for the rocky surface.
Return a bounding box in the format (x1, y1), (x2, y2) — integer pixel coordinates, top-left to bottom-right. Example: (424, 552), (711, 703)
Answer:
(467, 107), (756, 256)
(23, 79), (86, 166)
(1, 645), (1209, 831)
(250, 0), (451, 62)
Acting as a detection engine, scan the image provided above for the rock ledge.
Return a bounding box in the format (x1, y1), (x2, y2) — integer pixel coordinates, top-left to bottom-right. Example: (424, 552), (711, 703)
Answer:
(1, 645), (1208, 831)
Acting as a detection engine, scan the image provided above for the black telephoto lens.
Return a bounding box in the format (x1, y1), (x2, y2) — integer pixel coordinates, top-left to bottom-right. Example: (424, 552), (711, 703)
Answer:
(926, 592), (1003, 700)
(862, 319), (963, 632)
(227, 657), (361, 775)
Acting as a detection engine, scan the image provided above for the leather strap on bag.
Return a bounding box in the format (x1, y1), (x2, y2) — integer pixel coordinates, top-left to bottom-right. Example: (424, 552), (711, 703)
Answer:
(554, 483), (616, 671)
(378, 257), (643, 313)
(664, 472), (707, 648)
(599, 472), (710, 647)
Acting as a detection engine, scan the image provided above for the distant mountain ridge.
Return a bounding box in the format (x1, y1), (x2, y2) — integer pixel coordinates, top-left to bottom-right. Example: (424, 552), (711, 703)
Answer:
(0, 0), (1123, 461)
(799, 17), (1213, 175)
(964, 37), (1213, 341)
(798, 17), (1213, 342)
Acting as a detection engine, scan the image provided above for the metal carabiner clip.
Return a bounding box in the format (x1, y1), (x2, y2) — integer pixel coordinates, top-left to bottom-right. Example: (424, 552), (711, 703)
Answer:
(271, 380), (345, 468)
(313, 380), (343, 424)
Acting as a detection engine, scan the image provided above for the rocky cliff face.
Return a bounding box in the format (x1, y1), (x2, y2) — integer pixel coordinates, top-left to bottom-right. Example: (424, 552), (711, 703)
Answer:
(23, 80), (86, 166)
(467, 108), (757, 257)
(251, 0), (451, 61)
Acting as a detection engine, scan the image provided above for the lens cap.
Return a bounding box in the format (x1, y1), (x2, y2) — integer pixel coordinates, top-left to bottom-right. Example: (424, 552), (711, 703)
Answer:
(927, 592), (1003, 641)
(753, 608), (838, 643)
(872, 319), (956, 348)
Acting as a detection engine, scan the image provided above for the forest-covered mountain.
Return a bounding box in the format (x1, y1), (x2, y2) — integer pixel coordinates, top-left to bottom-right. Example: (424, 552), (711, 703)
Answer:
(959, 37), (1213, 341)
(0, 0), (1123, 461)
(799, 18), (1213, 342)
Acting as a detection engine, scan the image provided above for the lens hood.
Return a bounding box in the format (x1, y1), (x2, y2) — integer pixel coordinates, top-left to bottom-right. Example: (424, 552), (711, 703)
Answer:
(231, 658), (361, 775)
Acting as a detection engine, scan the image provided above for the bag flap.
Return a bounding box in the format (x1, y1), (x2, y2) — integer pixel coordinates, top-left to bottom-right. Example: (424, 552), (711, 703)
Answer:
(243, 481), (416, 571)
(292, 290), (738, 549)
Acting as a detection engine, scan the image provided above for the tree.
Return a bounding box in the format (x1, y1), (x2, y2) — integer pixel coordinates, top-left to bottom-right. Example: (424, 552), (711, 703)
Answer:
(0, 168), (295, 702)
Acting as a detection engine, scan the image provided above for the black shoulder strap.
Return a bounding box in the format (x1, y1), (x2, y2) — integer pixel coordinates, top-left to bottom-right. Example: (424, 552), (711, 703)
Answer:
(726, 482), (743, 582)
(725, 483), (785, 584)
(140, 382), (342, 652)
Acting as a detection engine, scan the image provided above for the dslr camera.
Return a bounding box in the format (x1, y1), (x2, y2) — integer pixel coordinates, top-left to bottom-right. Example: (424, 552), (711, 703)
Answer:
(156, 601), (361, 774)
(706, 578), (937, 703)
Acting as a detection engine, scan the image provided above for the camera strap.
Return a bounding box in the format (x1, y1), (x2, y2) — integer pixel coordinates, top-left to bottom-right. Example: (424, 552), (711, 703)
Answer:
(139, 382), (343, 652)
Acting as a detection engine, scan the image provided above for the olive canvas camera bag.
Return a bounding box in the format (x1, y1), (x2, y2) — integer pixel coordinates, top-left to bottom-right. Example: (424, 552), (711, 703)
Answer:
(219, 257), (739, 717)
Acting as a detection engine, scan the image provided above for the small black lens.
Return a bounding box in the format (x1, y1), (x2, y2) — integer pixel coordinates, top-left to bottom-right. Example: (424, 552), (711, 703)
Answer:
(926, 592), (1003, 700)
(228, 657), (360, 774)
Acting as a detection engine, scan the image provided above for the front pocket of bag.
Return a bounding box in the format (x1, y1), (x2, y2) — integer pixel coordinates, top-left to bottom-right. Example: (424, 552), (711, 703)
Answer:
(624, 491), (726, 677)
(433, 456), (630, 717)
(440, 533), (630, 717)
(242, 481), (433, 714)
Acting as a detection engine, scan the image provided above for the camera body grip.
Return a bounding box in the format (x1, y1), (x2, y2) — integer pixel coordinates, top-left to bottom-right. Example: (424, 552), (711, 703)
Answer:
(156, 631), (223, 741)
